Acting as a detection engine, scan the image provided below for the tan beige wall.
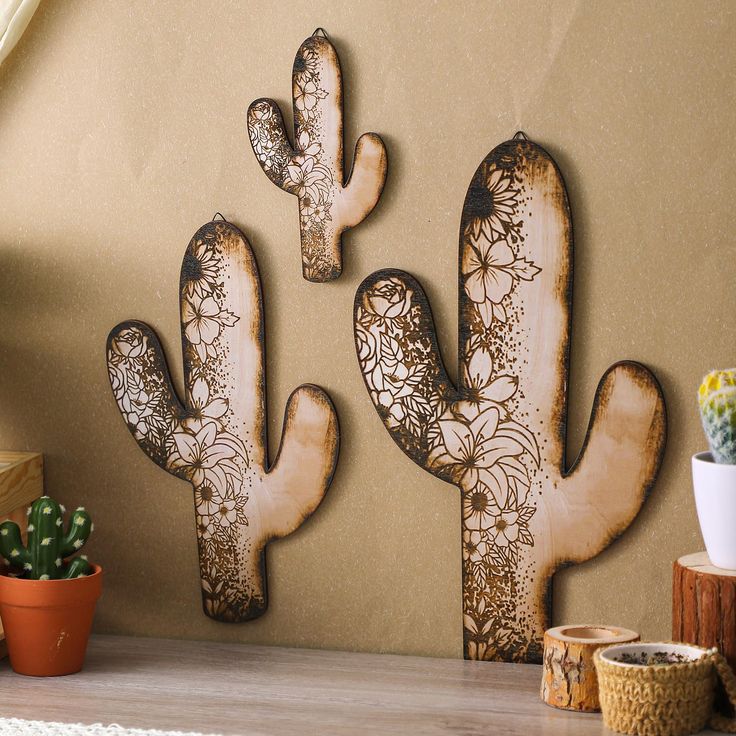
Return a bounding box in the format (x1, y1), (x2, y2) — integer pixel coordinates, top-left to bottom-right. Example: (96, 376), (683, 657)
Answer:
(0, 0), (733, 657)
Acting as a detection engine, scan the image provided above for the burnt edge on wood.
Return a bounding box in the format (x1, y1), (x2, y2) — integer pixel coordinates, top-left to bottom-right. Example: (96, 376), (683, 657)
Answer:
(107, 220), (340, 622)
(353, 136), (666, 663)
(248, 31), (388, 282)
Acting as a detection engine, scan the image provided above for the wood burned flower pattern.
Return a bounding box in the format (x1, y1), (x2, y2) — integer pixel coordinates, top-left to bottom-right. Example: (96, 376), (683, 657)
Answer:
(108, 221), (339, 623)
(248, 30), (386, 282)
(355, 137), (666, 665)
(355, 156), (542, 662)
(108, 229), (251, 618)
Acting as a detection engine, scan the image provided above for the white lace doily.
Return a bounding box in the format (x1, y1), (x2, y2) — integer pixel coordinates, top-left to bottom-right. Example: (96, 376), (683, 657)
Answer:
(0, 719), (222, 736)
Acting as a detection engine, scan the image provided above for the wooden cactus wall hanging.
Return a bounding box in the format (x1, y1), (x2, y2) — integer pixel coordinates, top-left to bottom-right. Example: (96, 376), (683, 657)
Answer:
(107, 219), (339, 621)
(248, 28), (387, 283)
(353, 133), (667, 663)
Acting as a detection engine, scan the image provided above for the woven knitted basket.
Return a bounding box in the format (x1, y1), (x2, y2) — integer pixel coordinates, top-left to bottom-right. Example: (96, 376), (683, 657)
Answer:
(594, 642), (736, 736)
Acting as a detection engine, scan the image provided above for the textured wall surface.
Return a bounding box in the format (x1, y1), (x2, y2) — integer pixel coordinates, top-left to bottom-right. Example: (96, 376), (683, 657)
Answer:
(0, 0), (733, 657)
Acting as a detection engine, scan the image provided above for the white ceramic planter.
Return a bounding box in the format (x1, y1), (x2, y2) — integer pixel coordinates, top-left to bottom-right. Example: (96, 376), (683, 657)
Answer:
(693, 451), (736, 570)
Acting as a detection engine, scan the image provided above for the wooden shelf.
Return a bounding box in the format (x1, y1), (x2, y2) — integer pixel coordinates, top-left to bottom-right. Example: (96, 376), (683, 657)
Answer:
(0, 634), (721, 735)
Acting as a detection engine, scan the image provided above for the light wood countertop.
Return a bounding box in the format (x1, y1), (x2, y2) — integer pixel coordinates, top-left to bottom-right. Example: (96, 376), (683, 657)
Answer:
(0, 635), (719, 735)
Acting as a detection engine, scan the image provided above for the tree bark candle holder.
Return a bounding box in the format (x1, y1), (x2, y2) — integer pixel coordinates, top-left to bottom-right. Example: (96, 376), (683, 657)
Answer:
(673, 552), (736, 670)
(541, 625), (640, 711)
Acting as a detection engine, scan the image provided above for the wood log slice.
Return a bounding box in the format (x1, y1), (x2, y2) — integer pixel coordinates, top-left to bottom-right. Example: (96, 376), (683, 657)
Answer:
(541, 625), (640, 711)
(673, 552), (736, 669)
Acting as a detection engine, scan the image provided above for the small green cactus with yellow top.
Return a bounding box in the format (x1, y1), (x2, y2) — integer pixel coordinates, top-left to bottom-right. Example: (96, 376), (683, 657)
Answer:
(699, 369), (736, 464)
(0, 496), (93, 579)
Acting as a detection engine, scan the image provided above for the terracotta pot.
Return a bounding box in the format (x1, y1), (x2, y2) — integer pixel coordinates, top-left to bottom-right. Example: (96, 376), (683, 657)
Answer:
(0, 564), (102, 676)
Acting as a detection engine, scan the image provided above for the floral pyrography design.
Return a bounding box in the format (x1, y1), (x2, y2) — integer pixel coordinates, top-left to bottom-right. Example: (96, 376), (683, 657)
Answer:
(354, 135), (666, 663)
(248, 29), (387, 282)
(107, 220), (339, 622)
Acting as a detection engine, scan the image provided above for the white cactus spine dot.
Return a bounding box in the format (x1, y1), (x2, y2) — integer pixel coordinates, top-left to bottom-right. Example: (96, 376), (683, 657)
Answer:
(55, 518), (62, 527)
(55, 558), (62, 567)
(0, 529), (7, 536)
(40, 537), (52, 546)
(9, 549), (19, 557)
(73, 539), (83, 549)
(42, 507), (52, 515)
(27, 524), (34, 532)
(39, 574), (50, 581)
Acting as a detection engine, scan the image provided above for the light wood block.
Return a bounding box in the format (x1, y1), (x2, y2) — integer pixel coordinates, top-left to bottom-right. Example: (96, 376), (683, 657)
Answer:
(0, 634), (721, 735)
(0, 451), (42, 517)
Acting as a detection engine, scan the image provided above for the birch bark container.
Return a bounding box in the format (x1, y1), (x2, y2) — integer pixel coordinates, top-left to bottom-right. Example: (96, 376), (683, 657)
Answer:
(541, 625), (639, 711)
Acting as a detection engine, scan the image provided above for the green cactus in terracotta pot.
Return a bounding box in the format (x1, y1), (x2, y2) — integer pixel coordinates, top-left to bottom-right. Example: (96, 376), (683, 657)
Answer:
(699, 369), (736, 464)
(0, 496), (93, 579)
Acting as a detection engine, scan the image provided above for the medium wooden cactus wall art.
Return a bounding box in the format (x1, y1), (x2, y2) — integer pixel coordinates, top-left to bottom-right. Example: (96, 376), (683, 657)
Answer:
(248, 28), (387, 283)
(107, 220), (339, 621)
(353, 133), (667, 663)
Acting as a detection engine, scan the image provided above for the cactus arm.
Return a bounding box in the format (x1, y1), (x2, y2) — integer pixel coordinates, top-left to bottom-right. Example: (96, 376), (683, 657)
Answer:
(61, 507), (92, 558)
(247, 98), (298, 189)
(354, 269), (457, 476)
(61, 556), (91, 579)
(0, 521), (29, 569)
(552, 362), (666, 563)
(107, 320), (186, 471)
(29, 496), (62, 580)
(248, 29), (386, 282)
(264, 385), (339, 539)
(338, 133), (388, 231)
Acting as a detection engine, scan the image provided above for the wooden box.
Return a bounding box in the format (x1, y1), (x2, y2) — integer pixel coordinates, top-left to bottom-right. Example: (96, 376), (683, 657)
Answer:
(0, 452), (44, 657)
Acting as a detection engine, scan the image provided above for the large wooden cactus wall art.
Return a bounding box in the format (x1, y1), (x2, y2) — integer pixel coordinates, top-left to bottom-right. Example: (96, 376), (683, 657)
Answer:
(248, 29), (388, 283)
(107, 220), (339, 621)
(353, 133), (667, 663)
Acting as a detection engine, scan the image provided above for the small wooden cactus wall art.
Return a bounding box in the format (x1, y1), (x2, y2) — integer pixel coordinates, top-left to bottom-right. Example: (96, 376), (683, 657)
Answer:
(353, 133), (667, 663)
(107, 219), (339, 621)
(248, 28), (387, 283)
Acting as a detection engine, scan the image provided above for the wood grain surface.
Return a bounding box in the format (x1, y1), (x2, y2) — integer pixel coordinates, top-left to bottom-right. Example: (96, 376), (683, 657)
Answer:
(353, 136), (666, 663)
(541, 625), (639, 712)
(0, 633), (686, 735)
(106, 221), (339, 623)
(673, 552), (736, 669)
(248, 29), (387, 282)
(0, 452), (42, 518)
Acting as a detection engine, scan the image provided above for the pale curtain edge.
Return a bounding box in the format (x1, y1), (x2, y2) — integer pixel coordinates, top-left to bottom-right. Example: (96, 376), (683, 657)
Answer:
(0, 0), (42, 67)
